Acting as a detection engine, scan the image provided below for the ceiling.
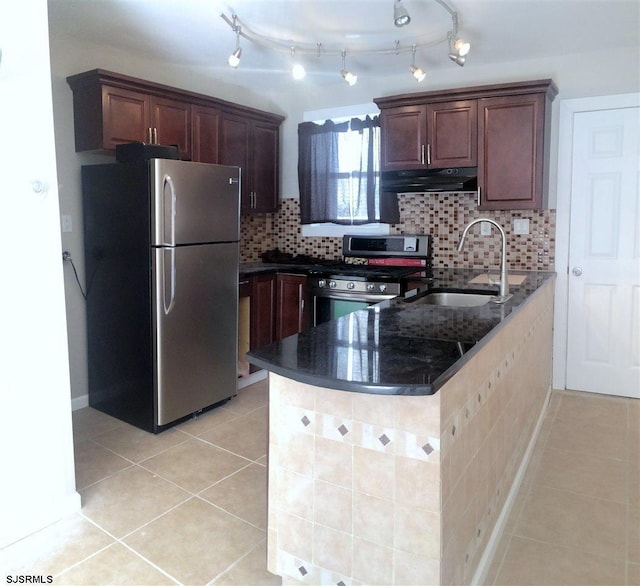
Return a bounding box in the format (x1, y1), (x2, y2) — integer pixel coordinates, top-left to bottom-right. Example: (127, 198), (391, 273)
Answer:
(48, 0), (639, 92)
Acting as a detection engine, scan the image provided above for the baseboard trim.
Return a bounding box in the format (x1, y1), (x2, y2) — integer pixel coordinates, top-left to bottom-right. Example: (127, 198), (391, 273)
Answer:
(237, 369), (267, 389)
(71, 394), (89, 411)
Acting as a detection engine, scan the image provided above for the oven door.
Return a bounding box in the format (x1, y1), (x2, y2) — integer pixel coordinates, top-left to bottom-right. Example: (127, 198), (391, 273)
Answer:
(312, 290), (396, 326)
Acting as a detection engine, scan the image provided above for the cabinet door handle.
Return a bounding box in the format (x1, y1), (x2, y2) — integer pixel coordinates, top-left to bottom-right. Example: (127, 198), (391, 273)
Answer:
(427, 143), (431, 166)
(147, 128), (152, 143)
(421, 144), (425, 165)
(152, 127), (158, 144)
(477, 185), (481, 207)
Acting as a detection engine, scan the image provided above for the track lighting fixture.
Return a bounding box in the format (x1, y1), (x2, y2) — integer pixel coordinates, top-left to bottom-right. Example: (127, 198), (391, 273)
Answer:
(447, 30), (470, 66)
(393, 0), (411, 27)
(409, 45), (426, 82)
(227, 15), (242, 68)
(221, 0), (472, 82)
(341, 50), (357, 86)
(290, 47), (306, 80)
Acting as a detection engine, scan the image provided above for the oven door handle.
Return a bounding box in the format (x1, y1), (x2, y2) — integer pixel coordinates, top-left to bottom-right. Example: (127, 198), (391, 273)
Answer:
(311, 291), (397, 303)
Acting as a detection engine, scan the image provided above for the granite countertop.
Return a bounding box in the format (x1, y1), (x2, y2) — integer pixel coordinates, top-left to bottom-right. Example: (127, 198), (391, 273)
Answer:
(247, 268), (556, 396)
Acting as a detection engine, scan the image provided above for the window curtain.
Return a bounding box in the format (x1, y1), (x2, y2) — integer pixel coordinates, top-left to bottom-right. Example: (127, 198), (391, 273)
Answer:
(298, 116), (399, 225)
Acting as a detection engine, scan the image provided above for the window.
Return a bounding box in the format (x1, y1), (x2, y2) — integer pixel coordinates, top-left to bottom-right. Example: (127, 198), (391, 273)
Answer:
(298, 111), (399, 233)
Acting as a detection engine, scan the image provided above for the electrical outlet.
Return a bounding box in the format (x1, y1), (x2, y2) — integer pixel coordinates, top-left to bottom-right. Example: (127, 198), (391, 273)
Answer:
(480, 221), (492, 236)
(513, 218), (530, 235)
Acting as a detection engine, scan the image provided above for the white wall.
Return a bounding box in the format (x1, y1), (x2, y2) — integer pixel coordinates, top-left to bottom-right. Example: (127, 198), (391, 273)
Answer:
(0, 0), (80, 548)
(49, 32), (639, 401)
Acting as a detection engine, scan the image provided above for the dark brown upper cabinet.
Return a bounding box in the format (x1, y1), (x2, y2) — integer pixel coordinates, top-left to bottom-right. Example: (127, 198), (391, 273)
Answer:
(427, 100), (477, 169)
(219, 113), (280, 213)
(375, 79), (557, 210)
(66, 69), (284, 212)
(190, 104), (220, 164)
(379, 100), (477, 171)
(477, 93), (549, 210)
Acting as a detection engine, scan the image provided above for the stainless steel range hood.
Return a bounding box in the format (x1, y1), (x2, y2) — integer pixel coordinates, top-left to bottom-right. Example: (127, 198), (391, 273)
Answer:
(381, 167), (478, 193)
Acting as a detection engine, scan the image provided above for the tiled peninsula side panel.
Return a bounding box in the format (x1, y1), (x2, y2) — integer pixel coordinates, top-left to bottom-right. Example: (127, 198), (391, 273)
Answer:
(240, 197), (555, 271)
(267, 279), (555, 586)
(439, 278), (555, 585)
(268, 375), (443, 586)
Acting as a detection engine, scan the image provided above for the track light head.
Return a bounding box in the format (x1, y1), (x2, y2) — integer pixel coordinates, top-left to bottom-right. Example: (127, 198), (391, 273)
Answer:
(290, 47), (306, 80)
(340, 50), (357, 85)
(228, 16), (242, 68)
(292, 63), (306, 80)
(409, 45), (425, 82)
(447, 31), (469, 66)
(410, 65), (426, 82)
(342, 70), (358, 85)
(448, 52), (466, 66)
(453, 38), (471, 57)
(394, 0), (411, 27)
(228, 46), (242, 68)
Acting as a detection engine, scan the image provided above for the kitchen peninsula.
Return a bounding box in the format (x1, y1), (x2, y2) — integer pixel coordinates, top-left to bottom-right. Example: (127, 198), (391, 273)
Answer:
(248, 269), (555, 585)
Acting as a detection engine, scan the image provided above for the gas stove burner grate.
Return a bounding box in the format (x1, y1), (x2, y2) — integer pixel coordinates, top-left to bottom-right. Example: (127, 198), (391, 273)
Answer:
(308, 263), (427, 280)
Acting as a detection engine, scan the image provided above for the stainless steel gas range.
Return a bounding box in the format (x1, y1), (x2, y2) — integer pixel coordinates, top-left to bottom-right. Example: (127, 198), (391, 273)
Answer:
(309, 234), (432, 326)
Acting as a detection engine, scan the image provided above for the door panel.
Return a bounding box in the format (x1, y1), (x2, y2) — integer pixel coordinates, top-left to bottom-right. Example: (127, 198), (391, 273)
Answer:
(151, 159), (240, 246)
(566, 107), (639, 397)
(191, 105), (220, 163)
(102, 85), (149, 147)
(151, 96), (191, 160)
(380, 105), (427, 170)
(154, 243), (238, 425)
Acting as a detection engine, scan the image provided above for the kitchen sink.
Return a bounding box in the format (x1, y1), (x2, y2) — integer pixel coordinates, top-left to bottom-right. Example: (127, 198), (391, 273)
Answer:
(410, 290), (496, 307)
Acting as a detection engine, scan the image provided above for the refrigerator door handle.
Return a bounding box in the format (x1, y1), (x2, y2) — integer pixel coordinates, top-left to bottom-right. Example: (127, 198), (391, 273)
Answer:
(162, 174), (177, 246)
(163, 248), (177, 315)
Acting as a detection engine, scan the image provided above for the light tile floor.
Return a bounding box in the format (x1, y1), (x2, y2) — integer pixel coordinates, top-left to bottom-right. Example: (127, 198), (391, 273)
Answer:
(0, 385), (637, 585)
(485, 389), (640, 586)
(0, 378), (280, 586)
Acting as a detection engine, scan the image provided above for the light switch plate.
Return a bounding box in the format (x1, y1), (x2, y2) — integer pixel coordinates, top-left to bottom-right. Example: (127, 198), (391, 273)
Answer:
(61, 214), (73, 233)
(480, 221), (492, 236)
(513, 218), (530, 235)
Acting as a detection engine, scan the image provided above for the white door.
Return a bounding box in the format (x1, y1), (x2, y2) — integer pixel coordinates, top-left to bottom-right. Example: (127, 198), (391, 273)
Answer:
(566, 106), (640, 398)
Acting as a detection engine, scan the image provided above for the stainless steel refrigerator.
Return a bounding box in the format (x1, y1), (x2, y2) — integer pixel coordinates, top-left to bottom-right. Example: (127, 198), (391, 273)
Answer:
(82, 158), (240, 433)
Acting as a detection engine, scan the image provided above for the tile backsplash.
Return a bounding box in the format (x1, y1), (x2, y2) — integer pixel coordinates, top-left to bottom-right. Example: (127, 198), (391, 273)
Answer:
(240, 195), (555, 271)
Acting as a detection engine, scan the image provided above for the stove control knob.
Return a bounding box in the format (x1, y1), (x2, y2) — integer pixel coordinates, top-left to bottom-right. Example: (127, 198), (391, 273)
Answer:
(347, 282), (355, 290)
(366, 283), (375, 292)
(318, 279), (326, 288)
(379, 284), (387, 293)
(329, 281), (337, 289)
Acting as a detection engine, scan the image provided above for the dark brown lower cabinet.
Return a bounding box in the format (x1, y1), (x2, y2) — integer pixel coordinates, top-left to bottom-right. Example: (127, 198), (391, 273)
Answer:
(250, 273), (276, 350)
(276, 273), (309, 340)
(247, 272), (308, 351)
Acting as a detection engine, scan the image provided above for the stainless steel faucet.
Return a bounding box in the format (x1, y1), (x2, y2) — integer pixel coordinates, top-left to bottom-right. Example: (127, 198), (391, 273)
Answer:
(458, 218), (512, 303)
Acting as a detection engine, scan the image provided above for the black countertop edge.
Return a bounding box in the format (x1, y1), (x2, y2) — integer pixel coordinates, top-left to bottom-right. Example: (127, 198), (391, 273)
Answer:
(247, 269), (556, 396)
(248, 350), (438, 396)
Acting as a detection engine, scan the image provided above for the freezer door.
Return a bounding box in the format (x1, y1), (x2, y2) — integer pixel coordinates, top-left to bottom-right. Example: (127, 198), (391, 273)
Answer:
(153, 242), (239, 426)
(151, 159), (240, 246)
